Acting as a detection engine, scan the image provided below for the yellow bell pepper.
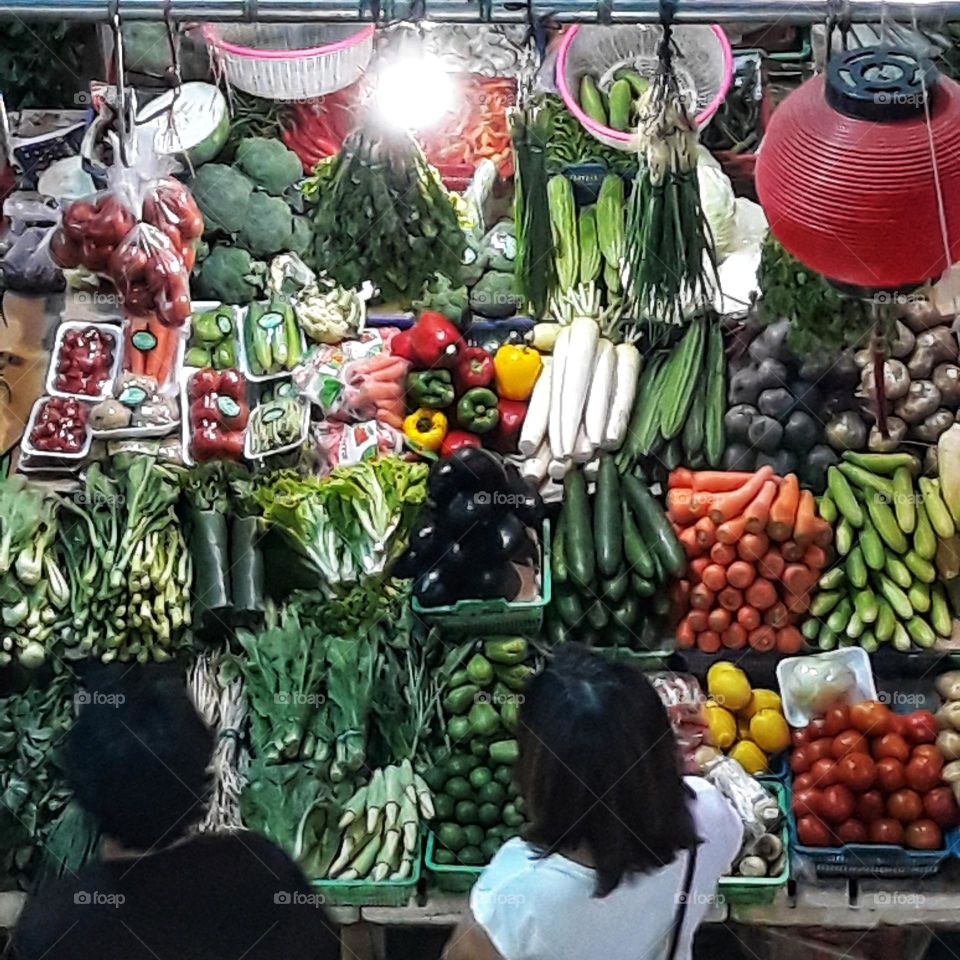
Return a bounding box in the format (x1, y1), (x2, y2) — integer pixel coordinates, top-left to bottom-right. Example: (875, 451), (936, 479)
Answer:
(493, 345), (542, 402)
(403, 408), (448, 453)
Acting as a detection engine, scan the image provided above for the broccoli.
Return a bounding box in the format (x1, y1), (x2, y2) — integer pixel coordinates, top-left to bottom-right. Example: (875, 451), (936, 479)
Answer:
(289, 215), (312, 257)
(237, 193), (294, 259)
(188, 163), (255, 237)
(193, 244), (264, 304)
(234, 137), (302, 196)
(470, 270), (523, 319)
(414, 272), (468, 324)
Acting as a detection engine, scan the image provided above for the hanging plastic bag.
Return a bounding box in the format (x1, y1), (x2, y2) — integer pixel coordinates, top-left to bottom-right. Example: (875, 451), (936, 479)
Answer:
(1, 227), (65, 292)
(142, 176), (204, 272)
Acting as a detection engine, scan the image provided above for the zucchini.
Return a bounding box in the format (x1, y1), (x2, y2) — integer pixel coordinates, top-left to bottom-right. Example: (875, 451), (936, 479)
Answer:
(892, 466), (916, 534)
(703, 322), (726, 468)
(607, 78), (632, 131)
(913, 502), (938, 561)
(931, 584), (952, 638)
(866, 493), (908, 553)
(622, 473), (686, 577)
(659, 318), (705, 441)
(594, 455), (622, 578)
(828, 467), (864, 528)
(845, 546), (867, 588)
(563, 470), (594, 587)
(622, 503), (655, 580)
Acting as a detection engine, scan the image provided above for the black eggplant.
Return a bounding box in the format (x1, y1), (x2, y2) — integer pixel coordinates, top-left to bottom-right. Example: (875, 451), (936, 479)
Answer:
(478, 513), (528, 561)
(446, 490), (494, 533)
(414, 568), (451, 607)
(427, 447), (508, 504)
(407, 515), (444, 563)
(503, 462), (545, 526)
(469, 563), (522, 601)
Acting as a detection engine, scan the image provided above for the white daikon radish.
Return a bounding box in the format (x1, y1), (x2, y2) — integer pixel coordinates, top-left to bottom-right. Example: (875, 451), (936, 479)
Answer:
(548, 326), (570, 460)
(584, 339), (615, 447)
(584, 456), (601, 483)
(547, 457), (574, 481)
(519, 357), (552, 457)
(559, 317), (599, 457)
(572, 424), (595, 463)
(520, 441), (551, 482)
(602, 342), (642, 450)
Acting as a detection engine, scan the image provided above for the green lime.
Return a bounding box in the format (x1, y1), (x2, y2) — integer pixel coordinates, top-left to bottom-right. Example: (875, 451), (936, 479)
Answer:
(447, 716), (471, 743)
(455, 800), (479, 825)
(481, 836), (502, 861)
(445, 776), (471, 801)
(477, 782), (507, 807)
(494, 765), (513, 785)
(469, 766), (493, 790)
(437, 823), (466, 853)
(464, 825), (484, 847)
(433, 848), (456, 865)
(470, 740), (489, 758)
(478, 802), (501, 828)
(433, 793), (455, 821)
(446, 755), (473, 778)
(458, 845), (485, 866)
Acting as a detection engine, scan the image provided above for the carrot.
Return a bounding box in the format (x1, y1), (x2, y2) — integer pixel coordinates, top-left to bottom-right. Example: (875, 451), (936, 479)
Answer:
(717, 587), (743, 611)
(689, 584), (715, 611)
(764, 601), (790, 629)
(147, 319), (177, 384)
(737, 606), (761, 631)
(776, 626), (805, 654)
(782, 564), (815, 599)
(692, 471), (753, 493)
(701, 564), (727, 592)
(698, 630), (722, 653)
(124, 316), (149, 376)
(710, 542), (737, 566)
(716, 514), (750, 545)
(811, 517), (834, 549)
(690, 557), (711, 581)
(708, 608), (731, 633)
(694, 516), (716, 549)
(748, 625), (777, 652)
(678, 527), (703, 558)
(744, 479), (778, 534)
(676, 617), (696, 649)
(667, 488), (699, 527)
(793, 489), (818, 548)
(745, 578), (777, 610)
(722, 623), (747, 649)
(786, 591), (811, 615)
(686, 609), (709, 633)
(669, 468), (694, 489)
(781, 540), (805, 562)
(738, 532), (769, 563)
(802, 544), (830, 571)
(726, 560), (757, 590)
(757, 550), (785, 581)
(768, 473), (800, 542)
(708, 466), (775, 524)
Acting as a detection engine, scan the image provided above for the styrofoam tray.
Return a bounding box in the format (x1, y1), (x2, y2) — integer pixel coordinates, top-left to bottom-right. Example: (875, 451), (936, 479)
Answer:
(21, 396), (93, 463)
(777, 648), (877, 728)
(237, 304), (307, 383)
(46, 320), (122, 402)
(244, 390), (310, 460)
(180, 367), (251, 467)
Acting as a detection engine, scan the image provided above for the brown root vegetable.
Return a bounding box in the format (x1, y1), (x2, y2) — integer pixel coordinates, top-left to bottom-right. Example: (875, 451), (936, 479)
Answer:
(926, 444), (940, 475)
(88, 398), (132, 431)
(890, 320), (917, 359)
(860, 358), (910, 402)
(901, 298), (944, 333)
(936, 701), (960, 731)
(914, 408), (955, 443)
(825, 411), (869, 451)
(935, 671), (960, 701)
(909, 327), (957, 379)
(933, 364), (960, 405)
(854, 348), (872, 369)
(943, 759), (960, 783)
(868, 416), (907, 451)
(937, 729), (960, 761)
(894, 380), (942, 424)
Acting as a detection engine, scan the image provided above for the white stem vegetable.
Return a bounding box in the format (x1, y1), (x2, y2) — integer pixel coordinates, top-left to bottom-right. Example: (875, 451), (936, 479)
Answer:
(547, 457), (574, 481)
(548, 326), (570, 459)
(519, 357), (552, 457)
(572, 424), (595, 464)
(584, 456), (601, 483)
(584, 339), (615, 447)
(559, 317), (600, 457)
(602, 342), (642, 450)
(521, 441), (551, 482)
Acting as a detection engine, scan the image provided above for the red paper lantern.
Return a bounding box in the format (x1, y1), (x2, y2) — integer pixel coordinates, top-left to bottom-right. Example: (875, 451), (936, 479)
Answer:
(756, 47), (960, 292)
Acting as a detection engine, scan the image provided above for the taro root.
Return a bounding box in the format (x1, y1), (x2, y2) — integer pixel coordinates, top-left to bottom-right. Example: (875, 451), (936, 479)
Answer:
(894, 379), (942, 424)
(860, 358), (910, 402)
(889, 320), (917, 359)
(933, 363), (960, 405)
(868, 416), (908, 451)
(900, 298), (944, 333)
(908, 327), (957, 379)
(825, 411), (868, 451)
(913, 408), (955, 443)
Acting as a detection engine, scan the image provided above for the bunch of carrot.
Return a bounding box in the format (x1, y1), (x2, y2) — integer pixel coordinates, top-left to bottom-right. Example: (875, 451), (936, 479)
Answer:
(124, 313), (179, 384)
(667, 467), (833, 653)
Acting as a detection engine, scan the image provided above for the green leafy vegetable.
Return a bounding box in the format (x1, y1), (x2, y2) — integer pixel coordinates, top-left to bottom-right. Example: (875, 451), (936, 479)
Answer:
(234, 137), (302, 196)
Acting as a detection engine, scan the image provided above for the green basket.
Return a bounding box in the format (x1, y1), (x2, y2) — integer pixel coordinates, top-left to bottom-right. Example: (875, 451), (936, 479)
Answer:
(311, 834), (422, 907)
(717, 781), (789, 906)
(425, 831), (485, 893)
(412, 521), (551, 635)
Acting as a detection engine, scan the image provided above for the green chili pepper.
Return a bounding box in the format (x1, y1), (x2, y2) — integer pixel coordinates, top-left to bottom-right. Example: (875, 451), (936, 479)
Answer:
(457, 387), (500, 434)
(406, 369), (455, 408)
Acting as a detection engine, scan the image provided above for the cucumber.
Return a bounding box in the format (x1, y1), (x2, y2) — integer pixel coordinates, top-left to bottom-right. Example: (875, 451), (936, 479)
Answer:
(579, 75), (607, 125)
(553, 511), (569, 584)
(602, 567), (630, 603)
(622, 504), (655, 580)
(845, 546), (867, 588)
(611, 595), (640, 630)
(563, 470), (595, 587)
(860, 631), (879, 654)
(810, 590), (842, 617)
(891, 621), (912, 652)
(631, 574), (656, 597)
(659, 317), (705, 441)
(818, 566), (846, 591)
(875, 599), (896, 642)
(615, 68), (649, 98)
(904, 550), (936, 584)
(703, 323), (726, 468)
(846, 610), (864, 640)
(621, 353), (667, 460)
(892, 466), (916, 534)
(859, 515), (885, 571)
(835, 517), (855, 556)
(913, 503), (938, 561)
(818, 627), (838, 650)
(826, 598), (853, 634)
(662, 436), (683, 471)
(607, 78), (632, 131)
(828, 467), (864, 528)
(854, 587), (879, 624)
(594, 455), (622, 578)
(843, 451), (920, 475)
(919, 478), (956, 538)
(907, 580), (930, 614)
(838, 462), (895, 499)
(818, 494), (838, 524)
(931, 584), (952, 638)
(555, 587), (585, 627)
(906, 616), (936, 649)
(802, 617), (821, 641)
(876, 574), (913, 620)
(622, 473), (686, 577)
(883, 553), (912, 590)
(866, 493), (908, 553)
(586, 599), (609, 630)
(681, 388), (706, 466)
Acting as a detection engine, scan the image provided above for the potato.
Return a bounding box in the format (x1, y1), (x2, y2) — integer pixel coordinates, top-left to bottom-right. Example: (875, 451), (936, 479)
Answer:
(936, 701), (960, 731)
(936, 671), (960, 701)
(937, 729), (960, 761)
(942, 759), (960, 783)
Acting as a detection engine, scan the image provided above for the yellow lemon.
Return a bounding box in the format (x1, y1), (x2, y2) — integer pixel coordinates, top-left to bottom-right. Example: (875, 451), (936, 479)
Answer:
(742, 689), (782, 720)
(750, 709), (791, 754)
(707, 664), (752, 712)
(729, 740), (769, 775)
(704, 701), (737, 750)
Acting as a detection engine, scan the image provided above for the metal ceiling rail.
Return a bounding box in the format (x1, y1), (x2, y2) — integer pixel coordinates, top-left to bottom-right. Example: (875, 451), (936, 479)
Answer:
(0, 0), (958, 23)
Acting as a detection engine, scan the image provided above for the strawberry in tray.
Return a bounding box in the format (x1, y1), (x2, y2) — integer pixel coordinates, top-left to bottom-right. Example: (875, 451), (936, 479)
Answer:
(55, 325), (115, 397)
(29, 397), (89, 455)
(188, 368), (248, 462)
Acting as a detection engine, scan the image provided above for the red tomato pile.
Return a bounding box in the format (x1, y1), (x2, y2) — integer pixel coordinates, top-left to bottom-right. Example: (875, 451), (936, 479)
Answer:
(141, 178), (204, 272)
(54, 326), (115, 397)
(51, 193), (137, 272)
(188, 369), (249, 462)
(791, 700), (956, 850)
(28, 397), (89, 455)
(109, 225), (192, 327)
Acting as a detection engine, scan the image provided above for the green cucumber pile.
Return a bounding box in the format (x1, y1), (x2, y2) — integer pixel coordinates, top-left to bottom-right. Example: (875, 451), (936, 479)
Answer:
(807, 452), (955, 652)
(244, 297), (303, 376)
(548, 459), (685, 649)
(577, 71), (650, 133)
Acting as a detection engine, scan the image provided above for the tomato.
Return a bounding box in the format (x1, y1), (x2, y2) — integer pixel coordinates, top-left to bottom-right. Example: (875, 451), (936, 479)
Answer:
(887, 713), (910, 737)
(903, 711), (938, 745)
(791, 728), (809, 747)
(793, 772), (816, 794)
(837, 753), (876, 792)
(820, 784), (856, 824)
(874, 757), (906, 793)
(887, 788), (923, 824)
(849, 701), (891, 737)
(856, 790), (886, 823)
(805, 718), (828, 741)
(868, 818), (905, 845)
(792, 789), (822, 819)
(822, 705), (851, 737)
(836, 819), (868, 844)
(807, 738), (835, 762)
(809, 758), (838, 787)
(790, 746), (813, 775)
(832, 730), (870, 760)
(797, 815), (833, 847)
(922, 787), (959, 828)
(873, 733), (910, 763)
(905, 755), (943, 793)
(911, 744), (944, 771)
(905, 819), (942, 850)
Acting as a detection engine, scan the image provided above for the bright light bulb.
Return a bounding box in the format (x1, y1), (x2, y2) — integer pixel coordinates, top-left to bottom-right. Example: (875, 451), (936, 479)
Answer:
(374, 55), (456, 131)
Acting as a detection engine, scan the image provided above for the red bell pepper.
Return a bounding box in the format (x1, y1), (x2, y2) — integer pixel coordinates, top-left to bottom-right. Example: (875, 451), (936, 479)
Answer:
(440, 430), (481, 457)
(393, 312), (464, 368)
(488, 398), (527, 454)
(454, 345), (494, 393)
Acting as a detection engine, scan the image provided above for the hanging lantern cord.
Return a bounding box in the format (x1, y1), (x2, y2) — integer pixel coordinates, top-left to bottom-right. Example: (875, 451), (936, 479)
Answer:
(657, 0), (675, 76)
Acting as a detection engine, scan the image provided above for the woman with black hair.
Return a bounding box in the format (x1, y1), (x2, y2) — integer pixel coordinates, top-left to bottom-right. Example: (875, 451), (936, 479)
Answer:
(9, 666), (339, 960)
(444, 644), (742, 960)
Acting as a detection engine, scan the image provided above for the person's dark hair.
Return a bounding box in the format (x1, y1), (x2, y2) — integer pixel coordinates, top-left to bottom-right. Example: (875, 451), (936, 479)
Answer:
(516, 643), (699, 897)
(67, 664), (214, 850)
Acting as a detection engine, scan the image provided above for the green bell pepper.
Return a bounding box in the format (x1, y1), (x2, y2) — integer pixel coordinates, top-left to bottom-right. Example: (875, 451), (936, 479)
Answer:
(193, 308), (226, 343)
(406, 369), (455, 409)
(457, 387), (500, 434)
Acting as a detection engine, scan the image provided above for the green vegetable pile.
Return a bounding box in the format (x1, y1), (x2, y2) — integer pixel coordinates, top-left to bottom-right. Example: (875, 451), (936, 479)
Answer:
(245, 296), (303, 376)
(303, 128), (465, 307)
(0, 477), (69, 669)
(186, 303), (238, 370)
(538, 95), (637, 175)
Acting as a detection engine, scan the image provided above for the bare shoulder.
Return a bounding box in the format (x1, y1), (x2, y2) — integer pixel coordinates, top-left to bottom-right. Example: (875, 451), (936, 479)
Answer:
(443, 909), (505, 960)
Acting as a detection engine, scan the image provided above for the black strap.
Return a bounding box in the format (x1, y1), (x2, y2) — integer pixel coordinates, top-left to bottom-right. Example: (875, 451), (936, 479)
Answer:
(666, 844), (699, 960)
